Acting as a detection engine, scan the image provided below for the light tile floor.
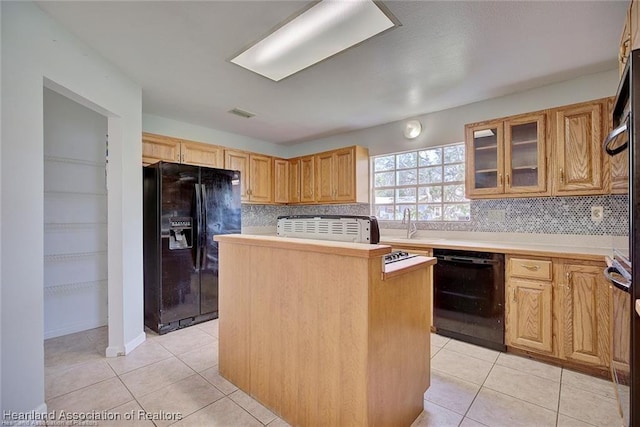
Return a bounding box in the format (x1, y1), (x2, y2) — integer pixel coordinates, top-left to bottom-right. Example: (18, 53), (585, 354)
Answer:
(43, 321), (622, 427)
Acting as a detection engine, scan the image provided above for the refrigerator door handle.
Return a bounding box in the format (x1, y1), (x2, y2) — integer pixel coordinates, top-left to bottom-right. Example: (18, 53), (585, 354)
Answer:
(194, 183), (202, 271)
(200, 183), (208, 270)
(603, 117), (628, 156)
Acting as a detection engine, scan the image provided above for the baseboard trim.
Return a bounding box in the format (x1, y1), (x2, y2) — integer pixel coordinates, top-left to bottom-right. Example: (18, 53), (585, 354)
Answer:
(124, 331), (146, 354)
(106, 330), (145, 357)
(44, 319), (107, 340)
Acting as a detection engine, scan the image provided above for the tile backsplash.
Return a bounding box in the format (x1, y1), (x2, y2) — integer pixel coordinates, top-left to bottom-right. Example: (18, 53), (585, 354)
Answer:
(241, 203), (370, 227)
(241, 195), (628, 236)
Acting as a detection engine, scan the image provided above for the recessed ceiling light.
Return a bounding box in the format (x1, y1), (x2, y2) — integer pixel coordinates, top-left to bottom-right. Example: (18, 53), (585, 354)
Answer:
(230, 0), (399, 82)
(404, 120), (422, 139)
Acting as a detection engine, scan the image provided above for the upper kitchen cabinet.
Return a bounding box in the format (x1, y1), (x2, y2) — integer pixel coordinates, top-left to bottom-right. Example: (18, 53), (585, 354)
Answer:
(300, 155), (316, 203)
(289, 155), (315, 204)
(142, 132), (181, 165)
(620, 2), (632, 76)
(273, 158), (289, 204)
(142, 132), (224, 168)
(180, 139), (224, 168)
(224, 150), (273, 203)
(607, 97), (630, 194)
(466, 112), (548, 198)
(551, 99), (609, 196)
(314, 146), (369, 204)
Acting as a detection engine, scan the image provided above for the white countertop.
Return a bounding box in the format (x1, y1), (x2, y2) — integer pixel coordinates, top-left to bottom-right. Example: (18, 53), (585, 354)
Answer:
(379, 230), (622, 261)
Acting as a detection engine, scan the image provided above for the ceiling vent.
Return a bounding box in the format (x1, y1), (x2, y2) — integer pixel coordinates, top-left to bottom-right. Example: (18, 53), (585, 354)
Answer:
(228, 108), (255, 119)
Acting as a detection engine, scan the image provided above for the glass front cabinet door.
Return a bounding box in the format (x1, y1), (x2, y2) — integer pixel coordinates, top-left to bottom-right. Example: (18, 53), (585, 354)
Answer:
(504, 113), (547, 195)
(466, 121), (504, 197)
(466, 113), (548, 198)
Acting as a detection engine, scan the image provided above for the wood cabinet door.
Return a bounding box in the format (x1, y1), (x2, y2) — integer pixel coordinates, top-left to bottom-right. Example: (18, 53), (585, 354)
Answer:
(611, 284), (631, 373)
(225, 150), (250, 202)
(249, 154), (273, 203)
(559, 263), (611, 367)
(273, 158), (289, 204)
(180, 140), (223, 168)
(504, 113), (548, 195)
(553, 101), (607, 195)
(315, 151), (335, 203)
(631, 0), (639, 51)
(506, 279), (554, 354)
(142, 133), (181, 165)
(300, 155), (315, 203)
(333, 147), (355, 202)
(608, 97), (630, 194)
(288, 158), (301, 204)
(465, 121), (504, 198)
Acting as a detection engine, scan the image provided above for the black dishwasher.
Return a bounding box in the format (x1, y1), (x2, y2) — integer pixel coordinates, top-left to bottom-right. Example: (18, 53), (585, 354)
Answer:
(433, 249), (506, 352)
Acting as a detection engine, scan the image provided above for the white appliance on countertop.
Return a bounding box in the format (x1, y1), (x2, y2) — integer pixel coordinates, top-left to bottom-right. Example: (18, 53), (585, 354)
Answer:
(276, 215), (379, 244)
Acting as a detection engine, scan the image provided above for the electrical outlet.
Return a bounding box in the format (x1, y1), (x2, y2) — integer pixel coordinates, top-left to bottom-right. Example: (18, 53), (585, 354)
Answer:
(591, 206), (604, 222)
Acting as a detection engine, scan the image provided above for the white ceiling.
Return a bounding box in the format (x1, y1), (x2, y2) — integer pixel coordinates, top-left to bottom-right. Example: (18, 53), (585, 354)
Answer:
(36, 1), (628, 145)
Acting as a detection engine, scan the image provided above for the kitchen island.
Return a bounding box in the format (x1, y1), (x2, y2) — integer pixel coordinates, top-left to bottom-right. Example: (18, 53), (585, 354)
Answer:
(214, 234), (436, 427)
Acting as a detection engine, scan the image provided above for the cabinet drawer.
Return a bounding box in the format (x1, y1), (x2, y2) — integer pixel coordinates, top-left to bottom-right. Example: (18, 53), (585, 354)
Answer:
(509, 258), (552, 280)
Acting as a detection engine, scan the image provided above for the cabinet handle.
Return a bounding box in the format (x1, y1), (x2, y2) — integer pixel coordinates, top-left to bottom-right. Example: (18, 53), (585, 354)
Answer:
(566, 272), (571, 290)
(521, 264), (540, 271)
(499, 173), (503, 185)
(512, 288), (517, 303)
(506, 173), (510, 186)
(560, 168), (564, 183)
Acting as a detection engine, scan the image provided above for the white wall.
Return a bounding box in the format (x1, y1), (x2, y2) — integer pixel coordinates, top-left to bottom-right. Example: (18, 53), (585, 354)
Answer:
(0, 0), (3, 412)
(1, 1), (143, 415)
(144, 69), (619, 161)
(143, 114), (288, 158)
(285, 69), (620, 157)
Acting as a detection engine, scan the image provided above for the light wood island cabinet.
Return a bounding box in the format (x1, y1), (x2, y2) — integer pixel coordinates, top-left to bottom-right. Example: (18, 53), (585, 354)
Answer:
(215, 234), (435, 427)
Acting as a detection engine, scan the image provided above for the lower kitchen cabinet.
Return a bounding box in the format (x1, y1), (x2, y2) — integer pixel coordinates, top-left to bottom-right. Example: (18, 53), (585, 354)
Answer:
(506, 256), (612, 371)
(506, 278), (554, 355)
(557, 262), (611, 368)
(391, 245), (433, 329)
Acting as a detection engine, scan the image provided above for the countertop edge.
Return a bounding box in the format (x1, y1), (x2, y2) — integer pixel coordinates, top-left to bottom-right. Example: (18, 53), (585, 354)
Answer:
(379, 239), (610, 262)
(215, 234), (392, 258)
(382, 256), (437, 280)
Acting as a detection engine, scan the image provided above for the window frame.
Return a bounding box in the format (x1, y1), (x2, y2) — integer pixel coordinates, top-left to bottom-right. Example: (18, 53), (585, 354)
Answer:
(370, 142), (470, 222)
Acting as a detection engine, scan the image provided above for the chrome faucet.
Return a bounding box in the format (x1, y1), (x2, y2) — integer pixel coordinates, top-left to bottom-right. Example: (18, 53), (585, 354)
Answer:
(402, 208), (417, 239)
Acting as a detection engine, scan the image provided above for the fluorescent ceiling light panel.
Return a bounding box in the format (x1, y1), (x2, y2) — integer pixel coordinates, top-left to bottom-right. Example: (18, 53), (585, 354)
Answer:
(231, 0), (397, 81)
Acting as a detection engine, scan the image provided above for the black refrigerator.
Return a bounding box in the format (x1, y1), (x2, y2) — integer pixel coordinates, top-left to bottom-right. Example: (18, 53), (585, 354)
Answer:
(604, 48), (640, 427)
(143, 161), (241, 334)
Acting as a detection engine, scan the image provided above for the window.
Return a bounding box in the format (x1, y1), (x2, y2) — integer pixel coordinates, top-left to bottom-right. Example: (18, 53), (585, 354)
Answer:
(371, 143), (470, 221)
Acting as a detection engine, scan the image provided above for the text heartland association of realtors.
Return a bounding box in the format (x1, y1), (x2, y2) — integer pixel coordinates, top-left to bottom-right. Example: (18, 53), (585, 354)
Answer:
(2, 410), (183, 423)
